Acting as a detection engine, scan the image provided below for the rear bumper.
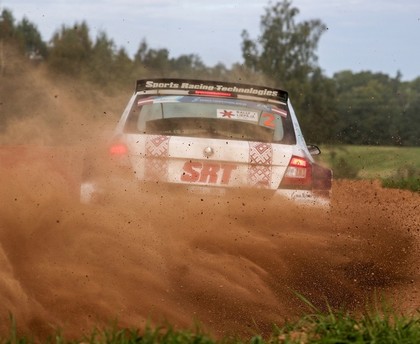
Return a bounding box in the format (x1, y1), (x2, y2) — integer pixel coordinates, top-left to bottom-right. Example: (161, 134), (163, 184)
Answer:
(274, 189), (330, 207)
(80, 180), (330, 207)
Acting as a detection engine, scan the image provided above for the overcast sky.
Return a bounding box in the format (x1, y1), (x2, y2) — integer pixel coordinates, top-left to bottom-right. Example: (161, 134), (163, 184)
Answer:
(2, 0), (420, 81)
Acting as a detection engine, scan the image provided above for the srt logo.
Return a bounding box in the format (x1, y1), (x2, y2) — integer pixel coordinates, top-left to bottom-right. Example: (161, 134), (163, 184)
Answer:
(181, 161), (237, 184)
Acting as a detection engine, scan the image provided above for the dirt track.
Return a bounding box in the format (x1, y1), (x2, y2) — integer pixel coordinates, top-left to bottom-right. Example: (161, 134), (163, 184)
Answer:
(0, 160), (419, 339)
(1, 63), (419, 339)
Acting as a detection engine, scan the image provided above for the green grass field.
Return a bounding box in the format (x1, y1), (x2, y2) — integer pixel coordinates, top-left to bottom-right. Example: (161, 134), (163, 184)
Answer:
(318, 145), (420, 179)
(317, 145), (420, 192)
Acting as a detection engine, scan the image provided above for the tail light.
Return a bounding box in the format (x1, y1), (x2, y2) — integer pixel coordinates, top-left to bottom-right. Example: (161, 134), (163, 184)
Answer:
(280, 155), (312, 189)
(81, 141), (131, 182)
(108, 142), (131, 169)
(109, 142), (128, 156)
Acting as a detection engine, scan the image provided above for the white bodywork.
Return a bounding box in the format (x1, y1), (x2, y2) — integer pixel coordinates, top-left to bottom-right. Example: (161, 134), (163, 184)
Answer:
(80, 79), (331, 206)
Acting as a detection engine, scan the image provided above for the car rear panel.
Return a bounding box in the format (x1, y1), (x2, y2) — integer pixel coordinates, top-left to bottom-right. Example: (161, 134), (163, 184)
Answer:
(124, 134), (293, 190)
(80, 79), (331, 206)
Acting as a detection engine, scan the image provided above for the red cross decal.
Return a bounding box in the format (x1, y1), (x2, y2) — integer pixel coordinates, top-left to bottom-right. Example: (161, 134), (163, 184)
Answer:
(221, 110), (234, 118)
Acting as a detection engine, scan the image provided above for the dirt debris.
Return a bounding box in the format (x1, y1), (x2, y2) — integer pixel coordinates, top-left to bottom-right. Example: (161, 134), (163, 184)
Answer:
(0, 161), (419, 338)
(0, 62), (419, 338)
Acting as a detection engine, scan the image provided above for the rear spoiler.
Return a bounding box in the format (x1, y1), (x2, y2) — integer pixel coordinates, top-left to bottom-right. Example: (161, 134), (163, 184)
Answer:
(135, 79), (288, 103)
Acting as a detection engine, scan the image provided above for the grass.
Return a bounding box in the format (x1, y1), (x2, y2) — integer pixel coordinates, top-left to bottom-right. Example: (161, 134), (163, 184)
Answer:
(1, 314), (419, 344)
(318, 145), (420, 192)
(2, 306), (419, 344)
(382, 176), (420, 192)
(266, 295), (420, 344)
(318, 145), (420, 179)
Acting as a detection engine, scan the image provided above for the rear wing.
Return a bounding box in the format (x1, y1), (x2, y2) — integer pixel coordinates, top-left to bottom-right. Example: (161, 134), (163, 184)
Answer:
(135, 79), (288, 104)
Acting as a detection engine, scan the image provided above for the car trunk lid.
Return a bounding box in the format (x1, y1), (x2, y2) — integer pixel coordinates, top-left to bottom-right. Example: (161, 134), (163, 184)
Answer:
(124, 134), (293, 190)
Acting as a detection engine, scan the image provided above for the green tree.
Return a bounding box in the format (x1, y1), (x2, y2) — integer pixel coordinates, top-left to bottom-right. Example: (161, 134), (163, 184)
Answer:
(240, 0), (333, 143)
(87, 31), (116, 83)
(397, 77), (420, 146)
(0, 9), (16, 76)
(0, 8), (15, 40)
(170, 54), (206, 77)
(15, 17), (47, 58)
(134, 39), (170, 75)
(48, 21), (92, 75)
(241, 0), (326, 84)
(134, 39), (148, 65)
(112, 47), (135, 87)
(333, 71), (405, 145)
(133, 39), (210, 78)
(293, 68), (338, 144)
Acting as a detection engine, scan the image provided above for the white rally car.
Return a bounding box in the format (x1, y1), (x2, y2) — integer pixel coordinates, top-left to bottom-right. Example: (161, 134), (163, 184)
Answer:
(81, 79), (332, 205)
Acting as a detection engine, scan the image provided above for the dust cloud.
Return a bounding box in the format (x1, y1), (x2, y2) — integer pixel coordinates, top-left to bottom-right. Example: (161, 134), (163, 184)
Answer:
(1, 164), (419, 339)
(0, 64), (419, 339)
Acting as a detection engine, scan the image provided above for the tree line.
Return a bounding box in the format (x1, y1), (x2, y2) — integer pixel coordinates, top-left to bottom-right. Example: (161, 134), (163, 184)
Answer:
(1, 1), (419, 146)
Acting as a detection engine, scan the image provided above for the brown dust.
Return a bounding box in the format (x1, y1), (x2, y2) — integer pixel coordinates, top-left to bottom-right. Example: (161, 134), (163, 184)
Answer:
(0, 61), (419, 339)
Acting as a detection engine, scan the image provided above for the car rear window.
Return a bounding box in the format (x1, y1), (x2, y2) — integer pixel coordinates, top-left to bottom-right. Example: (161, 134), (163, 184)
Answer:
(125, 95), (296, 144)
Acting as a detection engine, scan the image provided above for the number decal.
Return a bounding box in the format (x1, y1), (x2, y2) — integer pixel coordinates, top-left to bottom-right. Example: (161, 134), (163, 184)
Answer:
(262, 113), (275, 128)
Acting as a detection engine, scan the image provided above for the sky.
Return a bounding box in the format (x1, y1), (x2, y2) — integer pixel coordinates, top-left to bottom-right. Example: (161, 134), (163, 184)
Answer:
(2, 0), (420, 81)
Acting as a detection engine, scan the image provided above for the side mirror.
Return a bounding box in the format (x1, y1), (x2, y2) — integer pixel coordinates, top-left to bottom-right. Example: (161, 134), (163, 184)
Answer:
(307, 144), (321, 156)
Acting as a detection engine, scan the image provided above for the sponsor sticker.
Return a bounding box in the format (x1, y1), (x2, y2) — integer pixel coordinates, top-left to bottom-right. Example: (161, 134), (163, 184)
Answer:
(217, 109), (259, 122)
(181, 161), (237, 185)
(143, 80), (279, 97)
